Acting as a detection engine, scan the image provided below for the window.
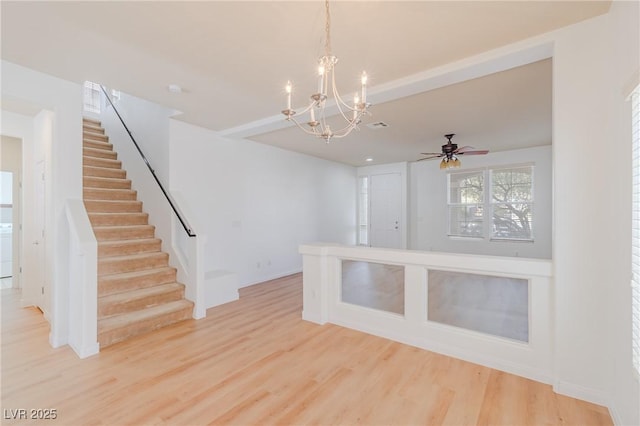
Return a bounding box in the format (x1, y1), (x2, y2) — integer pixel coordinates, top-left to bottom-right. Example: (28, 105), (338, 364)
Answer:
(448, 171), (484, 237)
(448, 165), (534, 241)
(83, 81), (101, 114)
(491, 166), (534, 240)
(631, 85), (640, 375)
(358, 176), (369, 245)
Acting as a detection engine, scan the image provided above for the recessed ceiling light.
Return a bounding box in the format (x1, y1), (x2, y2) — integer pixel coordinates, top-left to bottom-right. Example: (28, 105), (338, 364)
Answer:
(365, 158), (373, 162)
(168, 84), (182, 93)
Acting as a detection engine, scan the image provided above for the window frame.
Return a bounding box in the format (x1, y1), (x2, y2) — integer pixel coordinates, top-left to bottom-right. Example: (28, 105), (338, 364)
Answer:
(83, 81), (102, 114)
(447, 169), (485, 239)
(489, 165), (535, 242)
(447, 164), (535, 242)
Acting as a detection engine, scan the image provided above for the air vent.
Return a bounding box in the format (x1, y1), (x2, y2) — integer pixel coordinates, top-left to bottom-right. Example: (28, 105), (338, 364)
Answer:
(367, 121), (389, 129)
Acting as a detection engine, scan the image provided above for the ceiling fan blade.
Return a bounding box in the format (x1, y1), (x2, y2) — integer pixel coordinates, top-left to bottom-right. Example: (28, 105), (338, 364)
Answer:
(416, 155), (442, 161)
(420, 152), (443, 156)
(455, 145), (477, 153)
(457, 149), (489, 156)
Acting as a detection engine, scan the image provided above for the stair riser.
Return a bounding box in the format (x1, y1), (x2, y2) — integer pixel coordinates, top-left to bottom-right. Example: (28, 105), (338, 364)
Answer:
(83, 140), (114, 151)
(84, 132), (108, 142)
(99, 253), (168, 276)
(99, 269), (177, 297)
(84, 156), (122, 169)
(84, 177), (131, 190)
(84, 188), (137, 201)
(98, 305), (192, 347)
(83, 148), (117, 160)
(83, 125), (104, 134)
(98, 287), (184, 319)
(84, 166), (126, 179)
(98, 240), (161, 257)
(89, 213), (148, 226)
(93, 226), (155, 241)
(85, 200), (142, 213)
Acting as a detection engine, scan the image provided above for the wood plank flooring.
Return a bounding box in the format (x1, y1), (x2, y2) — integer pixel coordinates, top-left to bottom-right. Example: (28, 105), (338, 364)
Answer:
(1, 273), (612, 425)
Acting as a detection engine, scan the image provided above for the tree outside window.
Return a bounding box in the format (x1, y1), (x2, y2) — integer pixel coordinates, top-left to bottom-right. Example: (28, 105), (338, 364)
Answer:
(491, 167), (533, 240)
(447, 165), (534, 241)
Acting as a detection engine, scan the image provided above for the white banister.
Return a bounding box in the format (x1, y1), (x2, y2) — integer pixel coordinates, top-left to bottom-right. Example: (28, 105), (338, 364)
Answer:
(299, 243), (553, 384)
(65, 199), (99, 358)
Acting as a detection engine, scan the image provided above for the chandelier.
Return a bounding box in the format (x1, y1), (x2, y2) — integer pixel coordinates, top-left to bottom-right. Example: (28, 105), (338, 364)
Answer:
(281, 0), (370, 142)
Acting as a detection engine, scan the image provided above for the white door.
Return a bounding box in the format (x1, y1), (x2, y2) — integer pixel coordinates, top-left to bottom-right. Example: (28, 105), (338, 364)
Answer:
(369, 173), (403, 249)
(34, 161), (46, 310)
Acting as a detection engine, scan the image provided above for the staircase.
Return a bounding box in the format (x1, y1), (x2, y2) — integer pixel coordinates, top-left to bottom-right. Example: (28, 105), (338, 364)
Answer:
(82, 117), (193, 348)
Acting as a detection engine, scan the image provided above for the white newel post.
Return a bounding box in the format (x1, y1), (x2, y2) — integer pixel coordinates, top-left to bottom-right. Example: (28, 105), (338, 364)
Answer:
(66, 199), (99, 358)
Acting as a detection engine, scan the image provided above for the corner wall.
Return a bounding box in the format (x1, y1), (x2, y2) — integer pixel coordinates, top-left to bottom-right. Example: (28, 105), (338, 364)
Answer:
(1, 61), (83, 347)
(551, 2), (639, 423)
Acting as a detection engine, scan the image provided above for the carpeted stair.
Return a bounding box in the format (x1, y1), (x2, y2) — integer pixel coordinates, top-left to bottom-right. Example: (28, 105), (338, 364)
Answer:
(82, 117), (193, 348)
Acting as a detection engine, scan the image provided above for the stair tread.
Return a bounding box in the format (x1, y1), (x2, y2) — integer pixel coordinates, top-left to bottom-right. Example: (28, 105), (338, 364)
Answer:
(93, 224), (154, 231)
(84, 176), (130, 184)
(98, 237), (161, 246)
(83, 147), (116, 157)
(89, 212), (146, 216)
(98, 300), (193, 333)
(99, 266), (175, 280)
(99, 283), (183, 305)
(83, 140), (113, 148)
(84, 188), (137, 198)
(83, 156), (120, 163)
(99, 251), (167, 263)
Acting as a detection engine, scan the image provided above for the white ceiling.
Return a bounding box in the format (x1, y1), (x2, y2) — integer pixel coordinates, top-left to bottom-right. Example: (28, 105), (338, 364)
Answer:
(1, 1), (610, 166)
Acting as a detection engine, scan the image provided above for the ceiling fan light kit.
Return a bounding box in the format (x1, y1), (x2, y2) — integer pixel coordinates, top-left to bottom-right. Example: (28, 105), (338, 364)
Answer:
(420, 133), (489, 168)
(281, 0), (370, 143)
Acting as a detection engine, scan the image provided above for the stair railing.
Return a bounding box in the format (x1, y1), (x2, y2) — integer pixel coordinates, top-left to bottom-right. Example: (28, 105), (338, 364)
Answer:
(100, 85), (196, 237)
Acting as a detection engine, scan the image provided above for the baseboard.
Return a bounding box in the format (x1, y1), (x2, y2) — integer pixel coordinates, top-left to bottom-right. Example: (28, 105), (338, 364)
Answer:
(70, 341), (100, 359)
(240, 269), (302, 289)
(608, 404), (622, 426)
(553, 380), (610, 407)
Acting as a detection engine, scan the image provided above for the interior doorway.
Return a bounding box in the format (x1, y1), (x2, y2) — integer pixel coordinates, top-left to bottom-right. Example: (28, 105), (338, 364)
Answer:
(1, 136), (23, 290)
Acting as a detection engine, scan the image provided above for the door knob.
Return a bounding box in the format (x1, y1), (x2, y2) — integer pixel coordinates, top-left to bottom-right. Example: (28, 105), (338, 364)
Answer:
(33, 241), (39, 245)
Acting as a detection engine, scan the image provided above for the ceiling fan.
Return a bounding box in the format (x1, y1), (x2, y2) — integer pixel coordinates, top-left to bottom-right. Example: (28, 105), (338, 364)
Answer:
(418, 134), (489, 169)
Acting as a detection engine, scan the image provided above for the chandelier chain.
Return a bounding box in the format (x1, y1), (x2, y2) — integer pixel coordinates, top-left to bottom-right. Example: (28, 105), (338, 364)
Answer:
(324, 0), (332, 56)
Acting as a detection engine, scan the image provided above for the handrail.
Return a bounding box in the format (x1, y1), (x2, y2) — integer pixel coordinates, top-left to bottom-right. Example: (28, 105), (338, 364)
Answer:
(100, 85), (196, 237)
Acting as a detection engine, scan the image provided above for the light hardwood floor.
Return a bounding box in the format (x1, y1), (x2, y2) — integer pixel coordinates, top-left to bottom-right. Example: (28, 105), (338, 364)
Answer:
(1, 273), (612, 425)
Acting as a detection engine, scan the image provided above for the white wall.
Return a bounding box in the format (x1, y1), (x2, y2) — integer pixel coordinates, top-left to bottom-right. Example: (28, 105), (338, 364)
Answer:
(409, 145), (552, 259)
(169, 119), (356, 288)
(550, 2), (639, 423)
(99, 91), (182, 257)
(600, 1), (640, 424)
(1, 60), (83, 348)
